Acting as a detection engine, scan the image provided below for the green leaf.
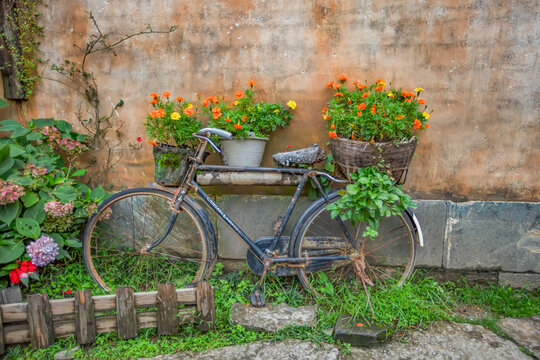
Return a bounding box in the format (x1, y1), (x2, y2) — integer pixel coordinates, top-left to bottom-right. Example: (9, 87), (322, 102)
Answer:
(2, 263), (20, 271)
(55, 120), (72, 134)
(0, 146), (14, 177)
(9, 176), (35, 186)
(29, 272), (40, 281)
(53, 184), (78, 202)
(71, 168), (87, 177)
(0, 201), (21, 225)
(16, 218), (41, 239)
(90, 186), (106, 202)
(50, 233), (64, 247)
(24, 198), (47, 224)
(0, 120), (24, 132)
(21, 192), (39, 207)
(10, 127), (31, 138)
(0, 240), (24, 264)
(0, 98), (9, 108)
(65, 238), (82, 248)
(20, 275), (29, 287)
(32, 118), (55, 129)
(26, 132), (43, 141)
(56, 248), (71, 260)
(9, 145), (26, 157)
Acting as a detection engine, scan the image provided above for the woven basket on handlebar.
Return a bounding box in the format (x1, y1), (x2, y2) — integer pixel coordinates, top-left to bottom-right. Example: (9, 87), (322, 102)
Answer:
(330, 137), (417, 184)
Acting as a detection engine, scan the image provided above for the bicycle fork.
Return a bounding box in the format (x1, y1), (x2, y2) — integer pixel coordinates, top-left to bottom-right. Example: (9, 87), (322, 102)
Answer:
(143, 213), (179, 253)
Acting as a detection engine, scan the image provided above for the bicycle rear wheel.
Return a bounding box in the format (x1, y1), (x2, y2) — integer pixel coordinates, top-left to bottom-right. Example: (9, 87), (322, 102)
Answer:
(82, 188), (214, 292)
(292, 191), (416, 294)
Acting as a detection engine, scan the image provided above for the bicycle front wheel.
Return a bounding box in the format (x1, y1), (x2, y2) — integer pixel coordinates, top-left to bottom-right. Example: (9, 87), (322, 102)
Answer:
(83, 188), (214, 292)
(292, 191), (416, 294)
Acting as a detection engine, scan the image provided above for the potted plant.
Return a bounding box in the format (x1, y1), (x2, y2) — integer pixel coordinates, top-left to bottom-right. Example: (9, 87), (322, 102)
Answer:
(323, 76), (431, 183)
(200, 81), (296, 166)
(144, 92), (203, 186)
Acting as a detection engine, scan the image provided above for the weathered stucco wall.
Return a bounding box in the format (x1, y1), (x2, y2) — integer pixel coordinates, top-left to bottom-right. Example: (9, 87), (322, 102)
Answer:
(13, 0), (540, 200)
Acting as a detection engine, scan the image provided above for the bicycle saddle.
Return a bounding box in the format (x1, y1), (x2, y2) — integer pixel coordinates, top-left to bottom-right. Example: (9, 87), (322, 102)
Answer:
(272, 144), (325, 167)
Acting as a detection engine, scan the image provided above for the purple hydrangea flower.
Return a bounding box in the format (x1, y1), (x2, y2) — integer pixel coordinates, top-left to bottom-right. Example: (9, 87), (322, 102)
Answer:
(26, 235), (59, 267)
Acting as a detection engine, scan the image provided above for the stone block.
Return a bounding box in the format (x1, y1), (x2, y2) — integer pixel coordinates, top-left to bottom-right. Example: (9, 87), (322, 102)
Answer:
(54, 347), (79, 360)
(499, 272), (540, 290)
(413, 200), (447, 268)
(229, 302), (317, 332)
(333, 315), (390, 347)
(498, 317), (540, 358)
(216, 195), (311, 259)
(444, 201), (540, 272)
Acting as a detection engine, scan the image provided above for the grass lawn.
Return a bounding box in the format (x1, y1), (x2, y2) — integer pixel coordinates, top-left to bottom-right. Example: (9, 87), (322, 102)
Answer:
(3, 256), (539, 360)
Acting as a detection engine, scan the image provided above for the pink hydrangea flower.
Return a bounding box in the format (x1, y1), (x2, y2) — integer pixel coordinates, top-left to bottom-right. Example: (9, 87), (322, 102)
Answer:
(0, 180), (25, 205)
(44, 201), (74, 217)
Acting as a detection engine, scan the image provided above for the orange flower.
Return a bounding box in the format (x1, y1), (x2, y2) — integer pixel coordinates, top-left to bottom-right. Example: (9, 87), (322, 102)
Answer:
(357, 112), (362, 117)
(352, 81), (358, 86)
(233, 123), (243, 129)
(321, 106), (327, 113)
(356, 83), (366, 90)
(213, 112), (222, 119)
(374, 86), (382, 92)
(397, 115), (404, 120)
(328, 131), (338, 139)
(330, 124), (335, 129)
(362, 92), (370, 99)
(248, 80), (257, 86)
(212, 106), (221, 113)
(176, 96), (184, 102)
(347, 99), (352, 105)
(241, 115), (247, 122)
(322, 114), (330, 120)
(404, 99), (412, 103)
(376, 78), (383, 83)
(332, 83), (342, 90)
(371, 104), (376, 115)
(184, 107), (194, 116)
(425, 124), (430, 129)
(413, 119), (421, 129)
(358, 102), (366, 110)
(163, 91), (170, 98)
(202, 100), (209, 107)
(235, 91), (244, 99)
(149, 140), (158, 146)
(334, 92), (344, 97)
(150, 99), (157, 105)
(339, 74), (347, 82)
(149, 93), (158, 98)
(418, 99), (426, 105)
(224, 118), (231, 122)
(326, 80), (334, 88)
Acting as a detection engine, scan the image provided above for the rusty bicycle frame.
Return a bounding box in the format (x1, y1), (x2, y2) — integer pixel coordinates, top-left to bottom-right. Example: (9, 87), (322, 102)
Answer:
(144, 129), (422, 305)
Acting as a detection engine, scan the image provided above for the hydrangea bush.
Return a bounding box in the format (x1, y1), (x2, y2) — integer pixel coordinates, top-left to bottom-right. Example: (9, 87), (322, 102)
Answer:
(0, 114), (108, 288)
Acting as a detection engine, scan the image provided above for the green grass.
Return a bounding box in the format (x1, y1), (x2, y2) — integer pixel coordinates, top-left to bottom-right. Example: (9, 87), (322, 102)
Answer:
(10, 261), (540, 359)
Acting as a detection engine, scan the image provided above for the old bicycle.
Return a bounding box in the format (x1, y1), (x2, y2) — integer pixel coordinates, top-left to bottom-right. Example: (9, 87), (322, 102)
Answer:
(82, 128), (423, 305)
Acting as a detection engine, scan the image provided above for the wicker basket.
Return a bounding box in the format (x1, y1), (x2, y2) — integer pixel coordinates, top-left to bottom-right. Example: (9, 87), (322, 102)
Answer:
(330, 137), (417, 184)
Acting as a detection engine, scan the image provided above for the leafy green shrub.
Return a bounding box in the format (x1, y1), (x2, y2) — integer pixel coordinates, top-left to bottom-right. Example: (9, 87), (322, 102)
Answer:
(326, 166), (416, 239)
(0, 114), (107, 288)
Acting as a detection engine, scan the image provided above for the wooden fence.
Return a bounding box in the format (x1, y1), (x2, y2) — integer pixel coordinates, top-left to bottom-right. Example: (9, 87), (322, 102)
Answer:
(0, 281), (215, 353)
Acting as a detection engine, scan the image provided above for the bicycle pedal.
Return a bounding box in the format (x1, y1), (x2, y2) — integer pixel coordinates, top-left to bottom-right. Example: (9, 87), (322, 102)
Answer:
(250, 290), (266, 307)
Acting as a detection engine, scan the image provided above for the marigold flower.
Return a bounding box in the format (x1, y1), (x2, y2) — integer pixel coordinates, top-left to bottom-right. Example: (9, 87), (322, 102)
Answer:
(378, 80), (386, 86)
(376, 78), (384, 84)
(150, 99), (157, 105)
(397, 115), (404, 120)
(371, 104), (376, 115)
(224, 118), (231, 122)
(347, 99), (352, 105)
(357, 112), (362, 117)
(176, 96), (184, 102)
(233, 101), (239, 106)
(186, 103), (193, 108)
(414, 88), (424, 92)
(388, 92), (394, 98)
(334, 92), (344, 97)
(332, 83), (342, 90)
(326, 80), (334, 88)
(242, 115), (247, 122)
(213, 111), (222, 119)
(149, 140), (158, 146)
(362, 92), (370, 99)
(328, 131), (338, 139)
(330, 124), (335, 129)
(235, 91), (244, 99)
(287, 100), (296, 109)
(202, 100), (209, 107)
(322, 106), (327, 113)
(404, 99), (412, 103)
(425, 124), (430, 129)
(413, 119), (422, 129)
(274, 109), (279, 113)
(339, 74), (347, 82)
(149, 93), (158, 98)
(212, 107), (221, 113)
(358, 102), (366, 110)
(233, 123), (243, 129)
(323, 114), (330, 120)
(422, 111), (430, 119)
(171, 112), (181, 120)
(184, 107), (194, 116)
(163, 91), (170, 98)
(374, 86), (382, 92)
(417, 99), (425, 105)
(248, 80), (257, 86)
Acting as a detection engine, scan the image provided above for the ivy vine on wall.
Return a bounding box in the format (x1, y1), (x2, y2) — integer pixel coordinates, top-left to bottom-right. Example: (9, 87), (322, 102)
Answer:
(0, 0), (43, 100)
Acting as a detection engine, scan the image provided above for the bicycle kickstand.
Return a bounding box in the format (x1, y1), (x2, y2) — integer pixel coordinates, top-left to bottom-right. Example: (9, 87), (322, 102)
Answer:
(251, 259), (270, 307)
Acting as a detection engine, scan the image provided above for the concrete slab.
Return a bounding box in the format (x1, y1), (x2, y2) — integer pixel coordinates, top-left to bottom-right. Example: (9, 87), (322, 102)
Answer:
(444, 201), (540, 272)
(499, 272), (540, 291)
(413, 200), (447, 268)
(333, 315), (390, 347)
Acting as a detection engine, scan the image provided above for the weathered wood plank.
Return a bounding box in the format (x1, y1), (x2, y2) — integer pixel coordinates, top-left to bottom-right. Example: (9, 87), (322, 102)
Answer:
(74, 290), (96, 345)
(196, 282), (215, 331)
(115, 287), (137, 339)
(27, 294), (54, 348)
(157, 283), (177, 335)
(1, 302), (28, 322)
(3, 324), (30, 344)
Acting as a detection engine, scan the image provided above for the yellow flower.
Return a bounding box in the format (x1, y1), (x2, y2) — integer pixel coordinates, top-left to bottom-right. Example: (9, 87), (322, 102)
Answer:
(287, 100), (297, 109)
(388, 92), (394, 98)
(349, 123), (355, 127)
(187, 103), (193, 108)
(274, 109), (279, 113)
(170, 112), (180, 120)
(322, 114), (330, 120)
(233, 101), (239, 106)
(379, 80), (386, 87)
(415, 88), (424, 92)
(422, 111), (430, 119)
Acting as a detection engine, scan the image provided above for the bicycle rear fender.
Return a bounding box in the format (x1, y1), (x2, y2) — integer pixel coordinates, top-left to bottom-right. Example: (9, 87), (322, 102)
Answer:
(404, 209), (424, 247)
